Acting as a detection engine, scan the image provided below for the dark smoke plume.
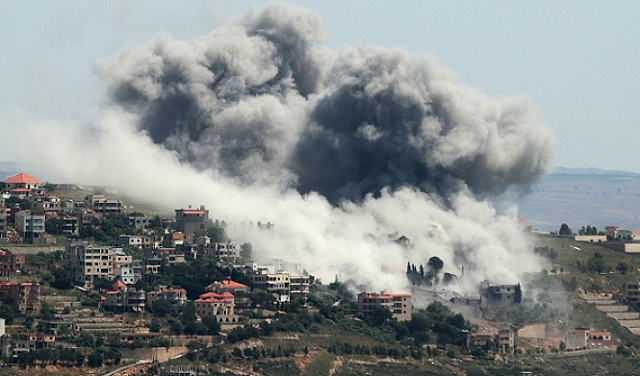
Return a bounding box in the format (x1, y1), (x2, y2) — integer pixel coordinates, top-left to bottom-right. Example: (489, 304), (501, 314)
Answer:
(99, 2), (554, 201)
(33, 2), (557, 298)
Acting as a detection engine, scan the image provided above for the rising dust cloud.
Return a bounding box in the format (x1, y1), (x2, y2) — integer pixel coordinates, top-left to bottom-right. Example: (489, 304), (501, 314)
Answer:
(32, 2), (556, 304)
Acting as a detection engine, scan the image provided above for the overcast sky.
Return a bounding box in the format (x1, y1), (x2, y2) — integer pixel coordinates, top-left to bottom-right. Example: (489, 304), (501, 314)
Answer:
(2, 1), (639, 173)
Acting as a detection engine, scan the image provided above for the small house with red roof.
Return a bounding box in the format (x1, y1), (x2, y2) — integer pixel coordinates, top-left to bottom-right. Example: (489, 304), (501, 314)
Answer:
(1, 172), (43, 196)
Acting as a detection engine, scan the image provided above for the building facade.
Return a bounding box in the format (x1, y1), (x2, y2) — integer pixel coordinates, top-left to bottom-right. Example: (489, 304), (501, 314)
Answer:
(15, 210), (46, 244)
(175, 206), (208, 240)
(0, 281), (41, 314)
(146, 286), (188, 314)
(250, 270), (291, 303)
(1, 173), (42, 196)
(102, 279), (145, 312)
(84, 195), (123, 215)
(194, 291), (239, 323)
(207, 241), (240, 259)
(357, 291), (412, 322)
(64, 243), (115, 288)
(566, 327), (612, 349)
(0, 250), (25, 276)
(624, 277), (640, 303)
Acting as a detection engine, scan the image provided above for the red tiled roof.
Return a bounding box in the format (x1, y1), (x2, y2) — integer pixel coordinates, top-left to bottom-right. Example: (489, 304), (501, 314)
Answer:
(4, 173), (41, 184)
(112, 279), (126, 288)
(198, 291), (234, 300)
(219, 279), (248, 289)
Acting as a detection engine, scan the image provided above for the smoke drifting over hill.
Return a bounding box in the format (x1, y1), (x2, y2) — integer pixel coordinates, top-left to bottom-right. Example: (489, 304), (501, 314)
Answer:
(34, 2), (555, 302)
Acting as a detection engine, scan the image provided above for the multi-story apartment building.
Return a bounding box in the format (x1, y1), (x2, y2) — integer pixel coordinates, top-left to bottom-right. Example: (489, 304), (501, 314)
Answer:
(113, 248), (135, 285)
(146, 285), (188, 314)
(31, 195), (62, 213)
(624, 277), (640, 303)
(481, 282), (521, 304)
(0, 250), (25, 277)
(357, 291), (412, 322)
(102, 279), (145, 313)
(207, 241), (240, 259)
(84, 194), (123, 215)
(61, 215), (80, 236)
(194, 291), (239, 323)
(15, 210), (46, 244)
(290, 275), (310, 302)
(0, 281), (41, 314)
(128, 215), (154, 229)
(78, 209), (102, 227)
(250, 269), (291, 303)
(64, 243), (115, 288)
(175, 206), (208, 241)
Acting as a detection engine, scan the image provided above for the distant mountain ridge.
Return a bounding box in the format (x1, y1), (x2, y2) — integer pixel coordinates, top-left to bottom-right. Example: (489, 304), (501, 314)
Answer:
(552, 166), (640, 176)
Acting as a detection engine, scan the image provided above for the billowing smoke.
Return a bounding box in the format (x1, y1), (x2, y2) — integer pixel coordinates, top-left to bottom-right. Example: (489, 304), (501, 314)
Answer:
(31, 2), (555, 303)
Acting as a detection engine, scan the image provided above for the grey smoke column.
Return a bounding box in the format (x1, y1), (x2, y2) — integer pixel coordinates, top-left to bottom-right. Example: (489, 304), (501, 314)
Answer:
(292, 47), (555, 200)
(100, 2), (555, 200)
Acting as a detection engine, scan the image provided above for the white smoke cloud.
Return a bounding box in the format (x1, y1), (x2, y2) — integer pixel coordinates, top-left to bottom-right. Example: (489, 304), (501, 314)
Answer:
(27, 2), (555, 305)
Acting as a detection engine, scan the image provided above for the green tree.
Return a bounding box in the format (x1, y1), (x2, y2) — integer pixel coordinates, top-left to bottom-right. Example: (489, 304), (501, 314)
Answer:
(205, 225), (227, 243)
(0, 304), (15, 324)
(152, 299), (171, 317)
(202, 316), (221, 335)
(370, 306), (393, 326)
(45, 218), (65, 235)
(51, 267), (73, 290)
(87, 351), (103, 368)
(180, 301), (197, 324)
(559, 223), (572, 236)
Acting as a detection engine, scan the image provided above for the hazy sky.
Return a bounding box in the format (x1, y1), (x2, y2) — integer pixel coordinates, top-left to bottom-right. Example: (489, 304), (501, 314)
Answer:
(2, 1), (639, 172)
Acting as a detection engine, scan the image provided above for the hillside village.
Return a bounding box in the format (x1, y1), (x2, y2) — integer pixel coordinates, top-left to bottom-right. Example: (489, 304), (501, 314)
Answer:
(2, 172), (640, 375)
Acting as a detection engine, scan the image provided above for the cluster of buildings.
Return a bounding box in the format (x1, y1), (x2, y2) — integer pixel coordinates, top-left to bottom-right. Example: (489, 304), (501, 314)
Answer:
(0, 172), (127, 244)
(574, 225), (640, 253)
